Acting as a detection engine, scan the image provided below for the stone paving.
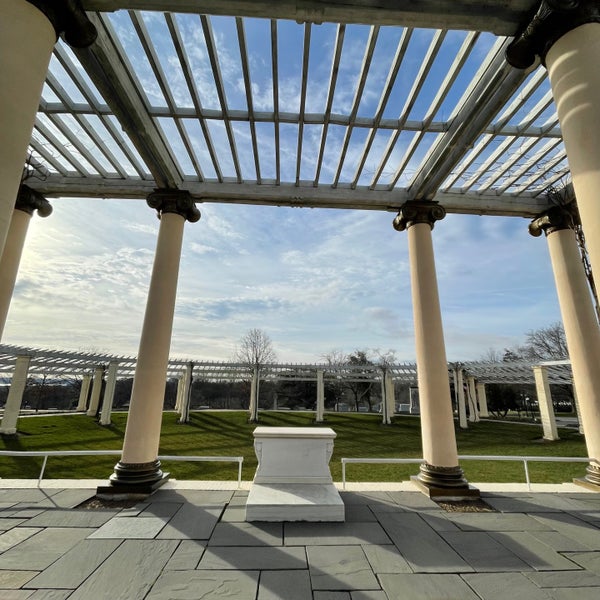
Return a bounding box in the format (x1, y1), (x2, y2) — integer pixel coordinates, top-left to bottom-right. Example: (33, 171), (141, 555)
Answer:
(0, 485), (599, 599)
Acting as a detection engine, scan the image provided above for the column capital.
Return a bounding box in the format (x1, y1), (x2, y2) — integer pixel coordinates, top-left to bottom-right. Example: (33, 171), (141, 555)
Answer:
(393, 201), (446, 232)
(506, 1), (600, 69)
(529, 204), (578, 237)
(15, 184), (53, 218)
(147, 189), (201, 223)
(26, 0), (97, 48)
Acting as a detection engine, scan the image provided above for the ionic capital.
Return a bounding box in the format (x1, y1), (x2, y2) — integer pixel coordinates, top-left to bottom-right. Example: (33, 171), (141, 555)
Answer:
(15, 184), (53, 218)
(529, 204), (578, 237)
(147, 189), (201, 223)
(506, 1), (600, 69)
(26, 0), (97, 48)
(392, 202), (446, 232)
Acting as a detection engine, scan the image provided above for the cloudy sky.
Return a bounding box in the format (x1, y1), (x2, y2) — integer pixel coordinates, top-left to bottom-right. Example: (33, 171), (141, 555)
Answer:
(3, 197), (561, 363)
(8, 12), (566, 364)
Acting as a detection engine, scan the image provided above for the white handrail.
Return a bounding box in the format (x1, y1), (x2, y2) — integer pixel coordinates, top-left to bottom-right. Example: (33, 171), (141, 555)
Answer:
(0, 450), (244, 487)
(340, 455), (592, 490)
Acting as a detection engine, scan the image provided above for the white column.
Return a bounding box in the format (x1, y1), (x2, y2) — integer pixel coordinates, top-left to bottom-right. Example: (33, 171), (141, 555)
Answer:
(380, 370), (390, 425)
(394, 203), (470, 492)
(110, 192), (199, 488)
(533, 365), (559, 441)
(86, 366), (104, 417)
(175, 374), (184, 414)
(249, 365), (260, 422)
(316, 369), (325, 423)
(385, 372), (395, 420)
(477, 382), (489, 418)
(530, 208), (600, 485)
(76, 374), (92, 412)
(409, 387), (420, 414)
(0, 2), (55, 259)
(573, 383), (584, 435)
(99, 362), (119, 426)
(0, 355), (31, 435)
(178, 362), (193, 424)
(467, 376), (479, 423)
(0, 2), (95, 262)
(456, 368), (468, 429)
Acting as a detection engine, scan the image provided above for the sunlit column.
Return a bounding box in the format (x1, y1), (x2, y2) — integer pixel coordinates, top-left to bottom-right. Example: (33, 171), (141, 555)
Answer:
(86, 366), (104, 417)
(174, 374), (184, 414)
(573, 383), (584, 435)
(394, 202), (473, 495)
(476, 382), (489, 418)
(316, 369), (325, 423)
(109, 191), (200, 490)
(0, 1), (95, 260)
(76, 374), (92, 412)
(178, 361), (193, 424)
(0, 185), (52, 339)
(532, 365), (559, 441)
(507, 2), (600, 275)
(0, 355), (31, 435)
(380, 369), (390, 425)
(99, 361), (118, 426)
(467, 376), (479, 423)
(530, 205), (600, 486)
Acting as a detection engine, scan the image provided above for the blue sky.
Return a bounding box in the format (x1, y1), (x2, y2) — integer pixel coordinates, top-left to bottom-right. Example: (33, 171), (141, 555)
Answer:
(17, 13), (567, 362)
(3, 198), (561, 363)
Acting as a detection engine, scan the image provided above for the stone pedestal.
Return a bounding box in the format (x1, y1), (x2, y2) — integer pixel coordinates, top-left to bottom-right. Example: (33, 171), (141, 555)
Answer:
(246, 427), (344, 522)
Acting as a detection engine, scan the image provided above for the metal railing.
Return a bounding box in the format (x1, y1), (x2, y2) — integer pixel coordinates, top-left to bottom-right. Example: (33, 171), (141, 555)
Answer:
(341, 455), (592, 490)
(0, 450), (244, 487)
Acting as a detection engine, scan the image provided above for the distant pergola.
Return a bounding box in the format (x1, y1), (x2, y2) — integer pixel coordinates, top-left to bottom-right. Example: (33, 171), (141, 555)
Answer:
(0, 344), (573, 386)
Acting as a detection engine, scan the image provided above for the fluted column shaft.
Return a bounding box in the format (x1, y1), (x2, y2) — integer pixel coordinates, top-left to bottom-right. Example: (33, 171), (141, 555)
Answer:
(76, 374), (91, 412)
(86, 366), (104, 417)
(533, 365), (559, 441)
(316, 369), (325, 423)
(99, 362), (118, 426)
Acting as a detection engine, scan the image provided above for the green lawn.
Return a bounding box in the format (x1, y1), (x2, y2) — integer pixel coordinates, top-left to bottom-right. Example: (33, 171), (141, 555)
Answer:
(0, 411), (589, 484)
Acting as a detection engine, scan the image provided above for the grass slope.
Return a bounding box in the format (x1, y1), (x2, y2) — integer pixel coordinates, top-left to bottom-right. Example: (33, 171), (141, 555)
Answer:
(0, 411), (588, 483)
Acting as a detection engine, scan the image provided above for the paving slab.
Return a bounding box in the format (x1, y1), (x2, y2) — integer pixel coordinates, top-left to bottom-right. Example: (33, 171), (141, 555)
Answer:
(41, 489), (95, 509)
(445, 512), (554, 532)
(361, 543), (412, 573)
(24, 539), (122, 589)
(208, 522), (282, 546)
(482, 496), (561, 513)
(257, 569), (312, 599)
(145, 569), (259, 599)
(0, 528), (93, 570)
(0, 570), (38, 588)
(67, 539), (178, 600)
(284, 522), (390, 545)
(313, 593), (350, 600)
(199, 545), (306, 570)
(88, 516), (167, 539)
(461, 572), (551, 600)
(563, 551), (600, 573)
(307, 545), (380, 591)
(339, 492), (396, 506)
(350, 592), (388, 600)
(530, 530), (596, 552)
(440, 531), (530, 571)
(531, 513), (600, 550)
(547, 588), (600, 599)
(0, 591), (34, 599)
(25, 509), (117, 528)
(343, 505), (377, 522)
(27, 591), (72, 600)
(491, 531), (581, 570)
(0, 527), (42, 553)
(525, 570), (600, 588)
(387, 492), (444, 512)
(0, 518), (27, 531)
(152, 490), (233, 505)
(0, 490), (60, 503)
(164, 540), (206, 570)
(156, 504), (223, 539)
(380, 573), (479, 599)
(138, 502), (183, 519)
(378, 512), (473, 573)
(419, 512), (461, 532)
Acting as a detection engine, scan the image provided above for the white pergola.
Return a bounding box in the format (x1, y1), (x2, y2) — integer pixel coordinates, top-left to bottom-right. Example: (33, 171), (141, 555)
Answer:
(25, 0), (569, 218)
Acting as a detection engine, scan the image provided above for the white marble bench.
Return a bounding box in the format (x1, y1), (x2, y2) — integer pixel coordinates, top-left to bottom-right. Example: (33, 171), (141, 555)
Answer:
(245, 426), (345, 522)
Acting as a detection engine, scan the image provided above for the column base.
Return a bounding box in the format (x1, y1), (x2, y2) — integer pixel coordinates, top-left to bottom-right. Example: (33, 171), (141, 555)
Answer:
(412, 463), (480, 500)
(97, 459), (169, 498)
(573, 462), (600, 492)
(0, 429), (17, 436)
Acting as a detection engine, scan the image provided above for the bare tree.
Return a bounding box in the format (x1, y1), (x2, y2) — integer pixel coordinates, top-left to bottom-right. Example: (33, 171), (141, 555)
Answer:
(234, 328), (277, 366)
(234, 329), (277, 421)
(520, 322), (568, 361)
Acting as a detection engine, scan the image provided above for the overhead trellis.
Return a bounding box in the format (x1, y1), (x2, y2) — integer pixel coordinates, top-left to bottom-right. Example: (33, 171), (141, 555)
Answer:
(0, 345), (572, 386)
(25, 1), (570, 217)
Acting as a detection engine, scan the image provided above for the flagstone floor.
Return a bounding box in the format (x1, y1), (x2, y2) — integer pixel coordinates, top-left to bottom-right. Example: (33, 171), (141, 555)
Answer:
(0, 481), (599, 599)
